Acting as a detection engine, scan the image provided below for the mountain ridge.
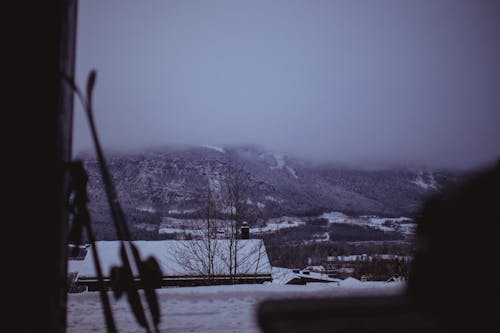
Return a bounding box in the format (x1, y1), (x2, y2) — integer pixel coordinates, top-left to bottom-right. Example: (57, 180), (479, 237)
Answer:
(77, 145), (464, 228)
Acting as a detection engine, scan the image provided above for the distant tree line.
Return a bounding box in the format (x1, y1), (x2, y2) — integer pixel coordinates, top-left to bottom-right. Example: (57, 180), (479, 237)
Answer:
(258, 218), (404, 245)
(328, 223), (403, 241)
(354, 257), (410, 281)
(263, 239), (415, 269)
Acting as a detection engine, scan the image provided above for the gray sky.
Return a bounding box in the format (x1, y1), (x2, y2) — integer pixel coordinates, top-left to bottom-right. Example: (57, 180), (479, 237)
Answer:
(74, 0), (500, 170)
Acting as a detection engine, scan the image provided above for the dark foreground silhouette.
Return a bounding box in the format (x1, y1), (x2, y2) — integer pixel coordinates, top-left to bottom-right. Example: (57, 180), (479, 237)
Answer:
(258, 161), (499, 333)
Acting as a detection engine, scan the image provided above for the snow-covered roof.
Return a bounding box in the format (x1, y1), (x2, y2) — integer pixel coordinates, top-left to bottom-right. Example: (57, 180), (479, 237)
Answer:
(78, 240), (272, 278)
(296, 271), (341, 283)
(68, 259), (83, 274)
(305, 265), (326, 272)
(271, 267), (298, 285)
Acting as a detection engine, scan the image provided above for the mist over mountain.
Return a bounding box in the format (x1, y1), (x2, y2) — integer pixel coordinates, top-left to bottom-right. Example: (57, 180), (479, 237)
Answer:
(77, 145), (464, 229)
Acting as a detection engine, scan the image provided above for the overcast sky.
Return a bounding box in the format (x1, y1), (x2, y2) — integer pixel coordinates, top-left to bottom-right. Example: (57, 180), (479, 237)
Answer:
(73, 0), (500, 170)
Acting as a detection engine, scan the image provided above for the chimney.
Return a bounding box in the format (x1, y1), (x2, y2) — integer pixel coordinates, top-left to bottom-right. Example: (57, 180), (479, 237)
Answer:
(240, 221), (249, 239)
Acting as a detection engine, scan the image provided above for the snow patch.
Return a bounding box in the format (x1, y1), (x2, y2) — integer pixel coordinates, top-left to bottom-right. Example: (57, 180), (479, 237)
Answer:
(367, 216), (413, 224)
(412, 171), (438, 190)
(136, 206), (156, 213)
(322, 212), (415, 235)
(168, 208), (196, 215)
(272, 153), (286, 169)
(321, 211), (350, 223)
(265, 195), (277, 202)
(339, 277), (362, 286)
(203, 145), (225, 153)
(251, 217), (305, 233)
(208, 177), (222, 193)
(221, 206), (236, 214)
(269, 153), (299, 178)
(286, 166), (299, 179)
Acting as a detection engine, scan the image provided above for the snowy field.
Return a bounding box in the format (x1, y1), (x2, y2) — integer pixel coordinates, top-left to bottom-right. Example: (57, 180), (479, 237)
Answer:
(157, 212), (415, 239)
(67, 280), (405, 333)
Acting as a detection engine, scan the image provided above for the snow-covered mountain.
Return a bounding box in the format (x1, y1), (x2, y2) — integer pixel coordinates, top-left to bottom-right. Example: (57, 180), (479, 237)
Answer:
(77, 145), (463, 229)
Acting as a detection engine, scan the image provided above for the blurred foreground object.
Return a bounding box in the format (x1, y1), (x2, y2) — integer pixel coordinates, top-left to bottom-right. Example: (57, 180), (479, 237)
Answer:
(258, 161), (499, 332)
(407, 160), (499, 332)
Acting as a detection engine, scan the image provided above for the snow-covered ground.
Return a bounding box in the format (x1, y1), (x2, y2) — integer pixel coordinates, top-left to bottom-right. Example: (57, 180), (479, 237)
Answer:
(167, 208), (196, 215)
(158, 218), (231, 236)
(250, 217), (306, 234)
(159, 216), (307, 236)
(158, 212), (415, 238)
(67, 280), (405, 333)
(322, 212), (416, 235)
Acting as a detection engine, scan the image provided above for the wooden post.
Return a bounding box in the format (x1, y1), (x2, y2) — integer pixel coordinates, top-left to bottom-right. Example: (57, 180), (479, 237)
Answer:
(51, 1), (78, 332)
(10, 1), (77, 332)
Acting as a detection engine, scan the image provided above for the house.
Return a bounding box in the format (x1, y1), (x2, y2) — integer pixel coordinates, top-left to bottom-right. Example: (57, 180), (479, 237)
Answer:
(68, 244), (89, 259)
(67, 244), (89, 293)
(304, 265), (326, 273)
(287, 269), (341, 285)
(76, 239), (272, 290)
(271, 266), (341, 285)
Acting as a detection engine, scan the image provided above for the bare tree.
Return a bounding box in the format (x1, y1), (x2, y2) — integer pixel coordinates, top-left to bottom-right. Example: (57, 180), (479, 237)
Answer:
(173, 155), (267, 284)
(203, 183), (219, 282)
(215, 238), (269, 282)
(173, 180), (221, 284)
(220, 156), (253, 282)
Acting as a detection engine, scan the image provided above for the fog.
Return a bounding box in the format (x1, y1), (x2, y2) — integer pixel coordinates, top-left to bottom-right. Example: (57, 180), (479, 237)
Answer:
(73, 0), (500, 170)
